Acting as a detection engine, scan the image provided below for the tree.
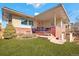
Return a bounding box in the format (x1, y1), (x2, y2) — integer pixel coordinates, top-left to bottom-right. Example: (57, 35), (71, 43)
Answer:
(3, 22), (16, 39)
(0, 23), (3, 39)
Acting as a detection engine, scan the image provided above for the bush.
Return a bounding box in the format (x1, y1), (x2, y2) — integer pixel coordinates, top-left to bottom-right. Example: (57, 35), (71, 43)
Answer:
(3, 22), (16, 39)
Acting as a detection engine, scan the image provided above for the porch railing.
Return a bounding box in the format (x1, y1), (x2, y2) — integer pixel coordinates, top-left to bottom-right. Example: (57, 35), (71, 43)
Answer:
(32, 26), (56, 36)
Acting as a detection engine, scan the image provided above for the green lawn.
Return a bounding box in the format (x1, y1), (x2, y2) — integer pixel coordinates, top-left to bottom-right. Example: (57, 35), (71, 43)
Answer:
(0, 37), (79, 56)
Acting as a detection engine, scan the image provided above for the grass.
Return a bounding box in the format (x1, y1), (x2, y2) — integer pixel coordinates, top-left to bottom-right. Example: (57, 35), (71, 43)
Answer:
(0, 37), (79, 56)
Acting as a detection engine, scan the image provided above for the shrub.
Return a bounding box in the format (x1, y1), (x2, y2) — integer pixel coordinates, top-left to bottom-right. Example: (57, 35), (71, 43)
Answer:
(3, 22), (16, 39)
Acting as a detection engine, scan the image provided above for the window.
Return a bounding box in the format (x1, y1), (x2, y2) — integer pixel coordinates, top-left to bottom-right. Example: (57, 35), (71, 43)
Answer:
(21, 20), (27, 25)
(7, 13), (12, 22)
(20, 17), (27, 25)
(20, 17), (33, 26)
(29, 20), (33, 26)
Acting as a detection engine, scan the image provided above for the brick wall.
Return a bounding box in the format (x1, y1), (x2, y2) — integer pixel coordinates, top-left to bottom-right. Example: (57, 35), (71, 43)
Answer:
(15, 27), (32, 35)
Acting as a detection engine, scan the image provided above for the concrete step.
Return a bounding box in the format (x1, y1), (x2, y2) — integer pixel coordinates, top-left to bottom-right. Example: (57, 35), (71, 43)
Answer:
(36, 34), (66, 44)
(48, 35), (66, 44)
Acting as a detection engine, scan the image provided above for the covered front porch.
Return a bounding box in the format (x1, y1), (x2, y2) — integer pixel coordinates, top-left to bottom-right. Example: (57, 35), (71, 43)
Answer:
(34, 16), (65, 38)
(33, 4), (69, 40)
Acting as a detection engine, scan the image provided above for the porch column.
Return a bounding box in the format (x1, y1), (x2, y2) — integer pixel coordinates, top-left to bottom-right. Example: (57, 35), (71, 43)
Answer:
(51, 15), (56, 36)
(54, 15), (56, 26)
(70, 32), (74, 42)
(61, 19), (64, 40)
(69, 24), (74, 42)
(61, 19), (63, 29)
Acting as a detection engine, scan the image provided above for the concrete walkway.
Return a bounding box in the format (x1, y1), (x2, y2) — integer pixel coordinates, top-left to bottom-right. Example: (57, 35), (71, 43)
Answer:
(36, 34), (66, 44)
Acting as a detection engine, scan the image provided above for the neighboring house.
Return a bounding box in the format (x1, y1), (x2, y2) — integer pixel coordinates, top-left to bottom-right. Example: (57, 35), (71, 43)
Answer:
(73, 22), (79, 37)
(2, 4), (70, 40)
(73, 22), (79, 32)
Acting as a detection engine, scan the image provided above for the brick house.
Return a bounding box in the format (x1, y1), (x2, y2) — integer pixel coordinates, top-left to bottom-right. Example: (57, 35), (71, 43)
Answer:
(2, 4), (70, 40)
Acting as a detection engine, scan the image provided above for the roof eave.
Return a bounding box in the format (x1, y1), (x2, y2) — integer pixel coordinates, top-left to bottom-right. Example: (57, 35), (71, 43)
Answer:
(2, 7), (34, 20)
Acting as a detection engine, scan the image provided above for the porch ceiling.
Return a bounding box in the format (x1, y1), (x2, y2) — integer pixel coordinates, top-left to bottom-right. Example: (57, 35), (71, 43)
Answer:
(35, 4), (69, 24)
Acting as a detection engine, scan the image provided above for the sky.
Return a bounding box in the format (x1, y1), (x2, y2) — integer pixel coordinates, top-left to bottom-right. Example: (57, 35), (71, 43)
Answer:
(0, 3), (79, 28)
